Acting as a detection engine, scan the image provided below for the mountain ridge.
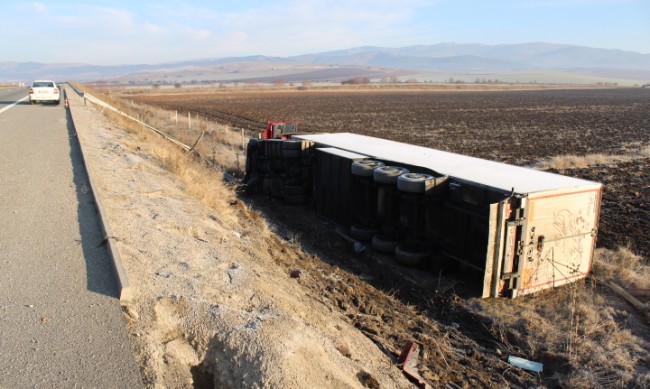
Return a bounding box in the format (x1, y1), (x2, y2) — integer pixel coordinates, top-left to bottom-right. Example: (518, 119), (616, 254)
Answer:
(2, 42), (649, 83)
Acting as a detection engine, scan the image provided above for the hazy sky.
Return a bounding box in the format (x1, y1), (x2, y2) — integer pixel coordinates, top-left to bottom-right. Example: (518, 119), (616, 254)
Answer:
(1, 0), (648, 65)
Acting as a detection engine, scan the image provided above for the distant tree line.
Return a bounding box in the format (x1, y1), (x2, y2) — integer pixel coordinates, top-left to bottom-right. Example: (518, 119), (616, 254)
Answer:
(342, 77), (371, 85)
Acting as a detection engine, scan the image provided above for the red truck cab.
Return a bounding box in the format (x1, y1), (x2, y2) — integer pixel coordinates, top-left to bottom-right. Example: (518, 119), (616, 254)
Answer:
(261, 121), (299, 140)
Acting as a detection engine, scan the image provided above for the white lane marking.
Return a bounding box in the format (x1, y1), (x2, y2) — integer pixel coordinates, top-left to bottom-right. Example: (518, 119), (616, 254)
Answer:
(0, 96), (29, 115)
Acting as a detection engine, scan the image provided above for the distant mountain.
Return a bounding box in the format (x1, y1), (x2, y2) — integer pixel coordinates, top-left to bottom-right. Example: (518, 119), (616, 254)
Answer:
(291, 42), (650, 70)
(2, 42), (649, 83)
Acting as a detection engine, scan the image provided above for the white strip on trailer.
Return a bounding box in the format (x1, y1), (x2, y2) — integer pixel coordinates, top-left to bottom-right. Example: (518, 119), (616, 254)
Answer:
(296, 133), (600, 194)
(316, 147), (368, 160)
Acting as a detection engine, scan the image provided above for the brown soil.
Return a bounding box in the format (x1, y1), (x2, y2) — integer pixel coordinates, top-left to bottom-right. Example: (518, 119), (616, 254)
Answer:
(133, 88), (650, 261)
(85, 86), (650, 388)
(548, 160), (650, 260)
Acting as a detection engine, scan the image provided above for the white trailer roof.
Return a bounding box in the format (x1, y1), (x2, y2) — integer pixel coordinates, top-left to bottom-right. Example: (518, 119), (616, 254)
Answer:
(296, 133), (600, 194)
(316, 147), (368, 160)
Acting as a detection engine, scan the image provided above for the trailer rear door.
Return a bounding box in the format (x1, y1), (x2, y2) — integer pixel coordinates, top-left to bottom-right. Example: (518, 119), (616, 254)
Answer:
(515, 187), (602, 297)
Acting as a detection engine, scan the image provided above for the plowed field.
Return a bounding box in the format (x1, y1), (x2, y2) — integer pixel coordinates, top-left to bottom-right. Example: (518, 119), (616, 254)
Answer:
(133, 88), (650, 260)
(108, 86), (650, 387)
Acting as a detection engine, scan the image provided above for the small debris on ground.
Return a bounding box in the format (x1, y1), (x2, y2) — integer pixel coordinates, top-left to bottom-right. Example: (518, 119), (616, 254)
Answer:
(122, 305), (140, 321)
(358, 370), (380, 389)
(508, 355), (543, 373)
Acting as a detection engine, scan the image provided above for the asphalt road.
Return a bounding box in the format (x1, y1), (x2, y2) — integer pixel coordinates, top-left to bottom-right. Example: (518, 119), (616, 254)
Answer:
(0, 87), (142, 388)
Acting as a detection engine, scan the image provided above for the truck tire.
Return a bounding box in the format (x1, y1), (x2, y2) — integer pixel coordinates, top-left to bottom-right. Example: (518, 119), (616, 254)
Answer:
(351, 160), (384, 177)
(395, 245), (430, 267)
(372, 235), (399, 254)
(397, 173), (436, 193)
(351, 224), (376, 241)
(374, 166), (409, 185)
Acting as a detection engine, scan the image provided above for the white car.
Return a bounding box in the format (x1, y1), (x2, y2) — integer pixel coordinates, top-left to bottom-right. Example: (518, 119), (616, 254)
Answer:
(29, 80), (61, 105)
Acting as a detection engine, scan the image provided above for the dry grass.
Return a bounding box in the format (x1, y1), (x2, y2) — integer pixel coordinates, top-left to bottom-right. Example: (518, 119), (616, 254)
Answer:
(473, 284), (645, 387)
(471, 245), (650, 388)
(90, 92), (278, 257)
(534, 143), (650, 170)
(535, 153), (631, 170)
(80, 83), (247, 175)
(640, 146), (650, 158)
(99, 107), (245, 226)
(593, 246), (650, 291)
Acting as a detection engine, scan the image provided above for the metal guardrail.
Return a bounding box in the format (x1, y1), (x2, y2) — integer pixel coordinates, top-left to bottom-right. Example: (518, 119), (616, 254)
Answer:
(64, 82), (85, 96)
(83, 92), (193, 152)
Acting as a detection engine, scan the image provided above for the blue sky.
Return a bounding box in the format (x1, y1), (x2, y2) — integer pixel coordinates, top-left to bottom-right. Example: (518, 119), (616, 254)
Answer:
(1, 0), (648, 65)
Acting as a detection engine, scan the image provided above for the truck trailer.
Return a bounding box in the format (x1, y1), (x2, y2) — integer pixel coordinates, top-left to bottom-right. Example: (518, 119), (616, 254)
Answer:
(244, 132), (602, 298)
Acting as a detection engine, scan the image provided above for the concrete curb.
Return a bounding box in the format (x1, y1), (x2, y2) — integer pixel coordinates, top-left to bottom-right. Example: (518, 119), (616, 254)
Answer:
(64, 88), (133, 304)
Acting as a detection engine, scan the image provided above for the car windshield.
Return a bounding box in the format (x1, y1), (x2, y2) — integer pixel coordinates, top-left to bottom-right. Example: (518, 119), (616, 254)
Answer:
(33, 82), (54, 88)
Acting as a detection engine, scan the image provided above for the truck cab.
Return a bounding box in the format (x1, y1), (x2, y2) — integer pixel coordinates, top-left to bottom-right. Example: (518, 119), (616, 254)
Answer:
(261, 121), (299, 140)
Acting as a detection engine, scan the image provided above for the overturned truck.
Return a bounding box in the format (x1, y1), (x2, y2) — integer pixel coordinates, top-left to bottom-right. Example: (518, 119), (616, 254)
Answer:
(244, 133), (602, 298)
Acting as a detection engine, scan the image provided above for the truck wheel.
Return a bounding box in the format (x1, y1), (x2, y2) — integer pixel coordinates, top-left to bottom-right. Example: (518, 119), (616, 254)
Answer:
(372, 235), (399, 254)
(374, 166), (409, 185)
(395, 245), (430, 267)
(351, 224), (376, 241)
(397, 173), (439, 193)
(351, 160), (384, 177)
